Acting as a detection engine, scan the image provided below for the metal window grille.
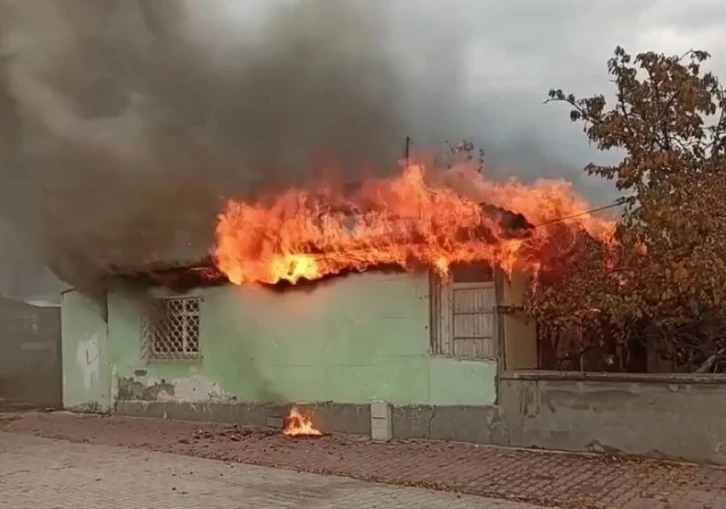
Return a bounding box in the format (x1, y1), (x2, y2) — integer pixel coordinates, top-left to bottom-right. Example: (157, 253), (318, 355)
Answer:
(431, 263), (497, 360)
(141, 297), (201, 361)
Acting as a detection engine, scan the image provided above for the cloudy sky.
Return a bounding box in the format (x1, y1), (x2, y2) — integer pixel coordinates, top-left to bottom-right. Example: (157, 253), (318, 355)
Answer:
(209, 0), (726, 199)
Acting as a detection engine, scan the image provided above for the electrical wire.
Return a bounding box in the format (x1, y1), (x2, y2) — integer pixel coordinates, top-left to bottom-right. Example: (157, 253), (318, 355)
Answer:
(532, 197), (628, 229)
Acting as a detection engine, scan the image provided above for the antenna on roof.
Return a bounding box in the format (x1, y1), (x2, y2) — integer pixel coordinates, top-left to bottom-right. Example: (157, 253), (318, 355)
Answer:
(404, 136), (413, 167)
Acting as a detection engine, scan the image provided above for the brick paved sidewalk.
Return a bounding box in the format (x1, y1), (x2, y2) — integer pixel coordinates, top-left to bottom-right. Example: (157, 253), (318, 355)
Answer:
(0, 432), (536, 509)
(2, 411), (725, 509)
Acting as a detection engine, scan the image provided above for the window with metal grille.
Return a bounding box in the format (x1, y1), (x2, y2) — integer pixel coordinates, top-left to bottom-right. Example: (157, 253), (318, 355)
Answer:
(141, 297), (201, 361)
(431, 263), (497, 360)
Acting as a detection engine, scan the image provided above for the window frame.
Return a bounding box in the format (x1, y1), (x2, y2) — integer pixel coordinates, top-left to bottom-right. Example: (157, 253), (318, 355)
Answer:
(141, 295), (202, 362)
(430, 264), (500, 361)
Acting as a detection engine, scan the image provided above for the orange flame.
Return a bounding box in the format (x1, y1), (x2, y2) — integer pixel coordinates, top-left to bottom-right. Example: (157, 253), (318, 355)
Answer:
(283, 407), (322, 437)
(214, 163), (617, 286)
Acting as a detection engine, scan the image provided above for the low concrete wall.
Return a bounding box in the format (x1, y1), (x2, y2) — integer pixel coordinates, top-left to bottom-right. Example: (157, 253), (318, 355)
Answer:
(115, 400), (506, 444)
(499, 371), (726, 465)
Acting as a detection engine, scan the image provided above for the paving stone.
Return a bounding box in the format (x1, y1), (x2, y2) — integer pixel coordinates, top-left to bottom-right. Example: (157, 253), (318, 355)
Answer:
(0, 432), (538, 509)
(3, 411), (726, 508)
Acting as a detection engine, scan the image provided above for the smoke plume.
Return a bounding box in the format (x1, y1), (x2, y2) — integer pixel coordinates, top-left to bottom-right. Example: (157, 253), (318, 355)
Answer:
(0, 0), (612, 301)
(0, 0), (417, 297)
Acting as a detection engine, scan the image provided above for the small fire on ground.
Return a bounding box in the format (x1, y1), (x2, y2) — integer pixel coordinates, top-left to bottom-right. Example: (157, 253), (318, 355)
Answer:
(282, 407), (322, 437)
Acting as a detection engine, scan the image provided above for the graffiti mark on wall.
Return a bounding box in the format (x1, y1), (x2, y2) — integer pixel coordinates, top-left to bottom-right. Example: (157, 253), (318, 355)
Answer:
(76, 333), (100, 391)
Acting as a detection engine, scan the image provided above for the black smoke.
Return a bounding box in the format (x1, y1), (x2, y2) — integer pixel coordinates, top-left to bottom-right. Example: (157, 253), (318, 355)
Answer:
(0, 0), (615, 301)
(0, 0), (413, 298)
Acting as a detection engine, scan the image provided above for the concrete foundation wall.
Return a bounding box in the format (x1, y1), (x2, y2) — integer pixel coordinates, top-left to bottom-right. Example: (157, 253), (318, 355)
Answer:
(106, 273), (498, 408)
(499, 372), (726, 465)
(115, 400), (507, 444)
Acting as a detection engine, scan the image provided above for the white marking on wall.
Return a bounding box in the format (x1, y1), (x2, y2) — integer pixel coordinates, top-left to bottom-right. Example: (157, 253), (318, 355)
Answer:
(76, 333), (100, 391)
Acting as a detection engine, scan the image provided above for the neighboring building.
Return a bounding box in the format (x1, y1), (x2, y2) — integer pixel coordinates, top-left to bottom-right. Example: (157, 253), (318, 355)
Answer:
(0, 295), (62, 408)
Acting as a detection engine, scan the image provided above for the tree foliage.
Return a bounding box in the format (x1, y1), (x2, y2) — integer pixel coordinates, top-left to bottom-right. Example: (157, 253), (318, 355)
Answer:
(533, 46), (726, 372)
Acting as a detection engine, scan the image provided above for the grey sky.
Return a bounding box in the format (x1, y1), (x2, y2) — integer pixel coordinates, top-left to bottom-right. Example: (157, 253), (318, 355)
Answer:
(1, 0), (725, 302)
(403, 0), (726, 195)
(208, 0), (726, 198)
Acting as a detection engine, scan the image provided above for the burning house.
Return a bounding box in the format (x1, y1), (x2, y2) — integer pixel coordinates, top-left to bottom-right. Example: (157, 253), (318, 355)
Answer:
(60, 165), (609, 438)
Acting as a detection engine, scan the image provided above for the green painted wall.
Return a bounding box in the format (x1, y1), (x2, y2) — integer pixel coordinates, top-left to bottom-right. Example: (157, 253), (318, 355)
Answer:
(98, 273), (497, 406)
(61, 290), (112, 411)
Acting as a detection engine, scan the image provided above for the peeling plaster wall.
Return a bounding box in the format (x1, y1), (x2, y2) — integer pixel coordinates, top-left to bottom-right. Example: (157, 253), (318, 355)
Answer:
(105, 272), (498, 408)
(61, 290), (111, 412)
(115, 374), (233, 403)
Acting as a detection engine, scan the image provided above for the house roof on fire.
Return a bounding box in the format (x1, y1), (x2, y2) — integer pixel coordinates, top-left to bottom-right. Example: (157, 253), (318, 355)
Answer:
(110, 203), (534, 289)
(106, 235), (215, 279)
